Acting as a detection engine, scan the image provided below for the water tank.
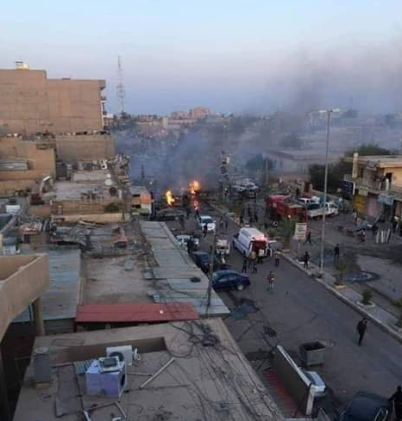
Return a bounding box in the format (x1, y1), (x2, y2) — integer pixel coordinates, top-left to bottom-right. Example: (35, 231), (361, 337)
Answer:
(33, 347), (51, 383)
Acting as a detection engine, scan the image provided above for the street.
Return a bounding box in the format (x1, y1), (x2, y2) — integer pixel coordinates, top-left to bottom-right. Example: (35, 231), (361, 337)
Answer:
(166, 205), (402, 418)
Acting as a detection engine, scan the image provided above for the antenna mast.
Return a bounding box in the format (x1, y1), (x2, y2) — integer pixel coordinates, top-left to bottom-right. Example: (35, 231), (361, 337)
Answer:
(116, 56), (126, 115)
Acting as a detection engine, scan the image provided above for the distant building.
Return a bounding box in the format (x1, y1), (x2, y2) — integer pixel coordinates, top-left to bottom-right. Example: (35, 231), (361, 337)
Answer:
(0, 62), (107, 135)
(344, 154), (402, 219)
(189, 106), (210, 120)
(170, 110), (189, 119)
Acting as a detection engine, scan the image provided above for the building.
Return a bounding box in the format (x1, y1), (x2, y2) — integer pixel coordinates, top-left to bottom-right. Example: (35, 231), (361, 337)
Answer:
(0, 136), (56, 194)
(343, 154), (402, 219)
(0, 254), (49, 421)
(0, 63), (107, 135)
(13, 318), (284, 421)
(189, 106), (210, 120)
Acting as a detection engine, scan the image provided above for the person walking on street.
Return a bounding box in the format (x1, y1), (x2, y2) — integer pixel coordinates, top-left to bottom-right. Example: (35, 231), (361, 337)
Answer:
(334, 244), (340, 265)
(389, 386), (402, 421)
(203, 223), (208, 238)
(252, 259), (258, 274)
(248, 250), (256, 270)
(219, 216), (224, 230)
(274, 251), (280, 267)
(239, 215), (244, 225)
(195, 207), (200, 219)
(356, 318), (368, 346)
(305, 231), (312, 245)
(303, 251), (310, 269)
(186, 207), (191, 219)
(372, 223), (378, 237)
(392, 217), (398, 233)
(257, 248), (264, 264)
(224, 217), (229, 230)
(242, 255), (248, 274)
(267, 271), (275, 292)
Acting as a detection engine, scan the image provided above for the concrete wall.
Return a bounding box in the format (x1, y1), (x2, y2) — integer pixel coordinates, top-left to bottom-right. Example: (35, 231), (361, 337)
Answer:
(0, 254), (49, 342)
(51, 213), (125, 223)
(55, 134), (115, 161)
(272, 345), (314, 416)
(0, 69), (105, 135)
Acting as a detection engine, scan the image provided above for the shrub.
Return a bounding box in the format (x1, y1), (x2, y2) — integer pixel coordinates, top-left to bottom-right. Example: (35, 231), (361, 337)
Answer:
(361, 289), (373, 305)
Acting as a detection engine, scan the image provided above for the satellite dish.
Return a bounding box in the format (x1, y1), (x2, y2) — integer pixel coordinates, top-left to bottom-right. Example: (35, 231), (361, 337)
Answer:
(105, 179), (113, 187)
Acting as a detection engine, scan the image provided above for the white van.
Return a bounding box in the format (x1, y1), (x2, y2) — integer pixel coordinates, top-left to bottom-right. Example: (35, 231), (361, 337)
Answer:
(233, 227), (269, 257)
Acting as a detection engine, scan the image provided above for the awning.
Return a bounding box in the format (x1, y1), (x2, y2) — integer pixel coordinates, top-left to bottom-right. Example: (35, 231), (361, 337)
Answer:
(76, 303), (199, 323)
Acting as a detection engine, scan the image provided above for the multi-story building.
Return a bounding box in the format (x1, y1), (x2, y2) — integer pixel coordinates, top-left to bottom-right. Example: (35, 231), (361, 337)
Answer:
(0, 62), (107, 135)
(189, 106), (210, 119)
(343, 154), (402, 219)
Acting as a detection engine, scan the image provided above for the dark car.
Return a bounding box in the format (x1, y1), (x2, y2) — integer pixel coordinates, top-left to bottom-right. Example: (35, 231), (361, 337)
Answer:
(339, 391), (392, 421)
(155, 208), (186, 221)
(212, 270), (250, 291)
(190, 251), (230, 274)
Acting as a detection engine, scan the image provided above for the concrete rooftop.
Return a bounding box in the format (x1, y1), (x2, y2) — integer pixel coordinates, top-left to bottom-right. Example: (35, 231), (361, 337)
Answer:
(14, 319), (283, 421)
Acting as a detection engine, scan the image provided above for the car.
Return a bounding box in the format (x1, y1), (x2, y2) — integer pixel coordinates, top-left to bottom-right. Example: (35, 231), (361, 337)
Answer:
(302, 370), (326, 398)
(155, 208), (186, 221)
(212, 270), (251, 291)
(175, 234), (200, 250)
(198, 215), (216, 232)
(190, 251), (229, 273)
(339, 391), (392, 421)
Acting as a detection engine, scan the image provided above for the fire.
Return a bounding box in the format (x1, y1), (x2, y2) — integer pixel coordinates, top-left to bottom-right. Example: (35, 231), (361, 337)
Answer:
(189, 180), (201, 195)
(165, 190), (175, 206)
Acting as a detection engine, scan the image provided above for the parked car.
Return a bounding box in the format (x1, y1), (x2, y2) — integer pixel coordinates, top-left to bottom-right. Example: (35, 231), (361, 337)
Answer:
(156, 208), (186, 221)
(339, 391), (392, 421)
(212, 270), (251, 291)
(198, 215), (216, 232)
(190, 251), (229, 273)
(175, 234), (200, 250)
(302, 370), (326, 398)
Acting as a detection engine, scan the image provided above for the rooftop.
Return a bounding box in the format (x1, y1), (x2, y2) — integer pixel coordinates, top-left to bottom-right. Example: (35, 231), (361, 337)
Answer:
(13, 249), (81, 323)
(14, 319), (283, 421)
(71, 170), (111, 183)
(83, 221), (229, 316)
(53, 180), (117, 201)
(349, 154), (402, 168)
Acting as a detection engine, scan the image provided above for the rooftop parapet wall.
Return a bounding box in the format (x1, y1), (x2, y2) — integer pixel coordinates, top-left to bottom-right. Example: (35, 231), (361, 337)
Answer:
(0, 254), (49, 341)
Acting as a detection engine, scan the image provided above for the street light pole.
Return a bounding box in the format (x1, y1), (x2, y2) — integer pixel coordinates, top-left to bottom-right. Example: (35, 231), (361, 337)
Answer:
(319, 109), (338, 274)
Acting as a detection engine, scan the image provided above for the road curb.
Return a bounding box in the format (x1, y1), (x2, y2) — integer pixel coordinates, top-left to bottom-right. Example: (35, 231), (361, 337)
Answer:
(210, 202), (402, 346)
(282, 252), (402, 346)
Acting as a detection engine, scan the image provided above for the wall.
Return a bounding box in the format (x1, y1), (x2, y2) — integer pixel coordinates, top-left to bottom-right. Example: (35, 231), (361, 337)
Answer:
(272, 345), (314, 416)
(55, 134), (115, 161)
(0, 69), (105, 135)
(51, 213), (125, 223)
(0, 254), (49, 342)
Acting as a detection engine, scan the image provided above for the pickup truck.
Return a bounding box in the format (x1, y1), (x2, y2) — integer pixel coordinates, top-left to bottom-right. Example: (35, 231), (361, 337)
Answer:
(307, 202), (339, 219)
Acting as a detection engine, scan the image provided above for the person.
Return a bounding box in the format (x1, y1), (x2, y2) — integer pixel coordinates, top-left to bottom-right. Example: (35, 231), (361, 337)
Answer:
(295, 187), (300, 199)
(252, 259), (258, 274)
(305, 231), (312, 245)
(352, 208), (357, 222)
(195, 207), (200, 219)
(242, 255), (248, 273)
(393, 217), (398, 233)
(257, 248), (265, 264)
(254, 212), (259, 225)
(334, 244), (340, 265)
(267, 271), (275, 292)
(203, 223), (208, 238)
(249, 250), (257, 270)
(274, 251), (280, 267)
(356, 318), (368, 346)
(186, 207), (191, 219)
(219, 216), (224, 230)
(372, 222), (378, 237)
(360, 229), (366, 243)
(224, 217), (229, 230)
(303, 251), (310, 269)
(389, 386), (402, 421)
(239, 214), (244, 225)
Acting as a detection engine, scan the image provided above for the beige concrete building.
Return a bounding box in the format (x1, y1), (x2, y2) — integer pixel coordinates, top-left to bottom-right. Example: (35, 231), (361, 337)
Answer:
(344, 154), (402, 219)
(0, 64), (106, 135)
(0, 136), (56, 194)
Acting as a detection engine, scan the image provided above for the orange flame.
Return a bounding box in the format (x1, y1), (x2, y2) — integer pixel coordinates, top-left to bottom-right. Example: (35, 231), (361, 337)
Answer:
(189, 180), (201, 195)
(165, 190), (175, 206)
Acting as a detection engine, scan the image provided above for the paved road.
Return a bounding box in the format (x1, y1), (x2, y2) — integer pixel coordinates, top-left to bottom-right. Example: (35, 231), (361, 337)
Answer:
(166, 206), (402, 418)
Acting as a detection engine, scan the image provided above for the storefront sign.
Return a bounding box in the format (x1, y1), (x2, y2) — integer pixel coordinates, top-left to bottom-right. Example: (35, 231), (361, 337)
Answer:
(342, 180), (355, 195)
(294, 223), (307, 241)
(378, 193), (395, 206)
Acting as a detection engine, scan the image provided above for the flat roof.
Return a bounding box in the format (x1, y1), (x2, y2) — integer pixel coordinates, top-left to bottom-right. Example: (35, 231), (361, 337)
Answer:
(76, 303), (199, 323)
(14, 249), (81, 322)
(352, 155), (402, 168)
(83, 222), (229, 317)
(53, 181), (116, 201)
(71, 170), (111, 183)
(14, 319), (283, 421)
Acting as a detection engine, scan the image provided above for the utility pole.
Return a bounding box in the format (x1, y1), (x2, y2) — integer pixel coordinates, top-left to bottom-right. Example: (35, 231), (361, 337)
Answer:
(206, 231), (216, 315)
(116, 56), (126, 116)
(319, 109), (339, 274)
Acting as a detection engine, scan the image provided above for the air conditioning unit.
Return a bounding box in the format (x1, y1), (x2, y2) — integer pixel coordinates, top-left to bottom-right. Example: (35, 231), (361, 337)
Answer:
(86, 359), (127, 398)
(106, 345), (133, 366)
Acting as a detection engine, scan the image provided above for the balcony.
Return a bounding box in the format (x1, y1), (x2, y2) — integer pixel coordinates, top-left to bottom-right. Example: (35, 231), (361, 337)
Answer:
(344, 174), (402, 201)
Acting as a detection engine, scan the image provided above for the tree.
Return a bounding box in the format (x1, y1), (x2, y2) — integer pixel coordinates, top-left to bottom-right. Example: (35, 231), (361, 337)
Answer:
(281, 132), (302, 149)
(346, 143), (394, 157)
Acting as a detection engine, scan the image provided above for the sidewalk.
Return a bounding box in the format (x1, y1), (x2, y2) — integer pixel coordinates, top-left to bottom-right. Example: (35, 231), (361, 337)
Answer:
(213, 202), (402, 345)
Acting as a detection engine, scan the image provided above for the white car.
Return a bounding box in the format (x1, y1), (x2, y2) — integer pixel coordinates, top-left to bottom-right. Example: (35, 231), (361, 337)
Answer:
(198, 215), (216, 232)
(175, 235), (200, 250)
